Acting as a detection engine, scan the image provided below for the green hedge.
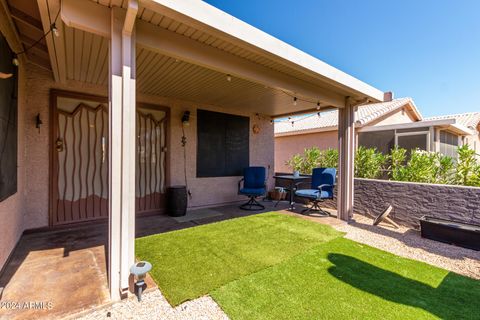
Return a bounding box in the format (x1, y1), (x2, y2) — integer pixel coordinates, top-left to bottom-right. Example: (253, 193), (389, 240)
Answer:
(285, 145), (480, 187)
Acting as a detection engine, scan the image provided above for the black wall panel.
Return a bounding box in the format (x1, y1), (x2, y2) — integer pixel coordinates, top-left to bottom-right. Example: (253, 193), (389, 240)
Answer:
(0, 35), (18, 202)
(197, 109), (249, 177)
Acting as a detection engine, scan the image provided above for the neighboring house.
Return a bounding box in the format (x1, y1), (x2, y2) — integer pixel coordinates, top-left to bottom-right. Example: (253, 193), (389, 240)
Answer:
(0, 0), (384, 303)
(423, 112), (480, 157)
(275, 98), (479, 172)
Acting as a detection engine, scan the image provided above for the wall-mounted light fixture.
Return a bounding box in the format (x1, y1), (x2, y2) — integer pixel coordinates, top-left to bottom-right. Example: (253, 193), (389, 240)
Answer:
(181, 111), (190, 126)
(36, 113), (43, 132)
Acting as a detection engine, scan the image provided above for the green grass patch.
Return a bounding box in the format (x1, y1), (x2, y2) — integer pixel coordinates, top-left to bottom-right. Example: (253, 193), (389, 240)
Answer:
(212, 237), (480, 320)
(135, 212), (343, 305)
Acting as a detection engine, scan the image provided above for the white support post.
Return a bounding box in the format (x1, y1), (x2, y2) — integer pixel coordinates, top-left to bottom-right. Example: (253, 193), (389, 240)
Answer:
(337, 97), (356, 221)
(108, 3), (137, 300)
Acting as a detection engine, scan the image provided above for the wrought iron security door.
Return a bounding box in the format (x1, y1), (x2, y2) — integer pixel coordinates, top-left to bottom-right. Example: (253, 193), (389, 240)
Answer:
(51, 91), (167, 226)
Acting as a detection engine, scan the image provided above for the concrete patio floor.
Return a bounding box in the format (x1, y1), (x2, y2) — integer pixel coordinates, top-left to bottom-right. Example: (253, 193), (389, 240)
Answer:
(0, 201), (291, 320)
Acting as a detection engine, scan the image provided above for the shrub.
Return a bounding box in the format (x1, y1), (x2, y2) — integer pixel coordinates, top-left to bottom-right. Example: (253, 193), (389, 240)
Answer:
(285, 144), (479, 187)
(285, 147), (337, 174)
(355, 146), (386, 179)
(389, 146), (408, 181)
(319, 148), (338, 169)
(455, 144), (480, 186)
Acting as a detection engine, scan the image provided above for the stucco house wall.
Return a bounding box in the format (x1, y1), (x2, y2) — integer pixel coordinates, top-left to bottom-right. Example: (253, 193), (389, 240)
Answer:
(0, 62), (274, 269)
(370, 108), (416, 126)
(275, 130), (337, 173)
(274, 106), (417, 173)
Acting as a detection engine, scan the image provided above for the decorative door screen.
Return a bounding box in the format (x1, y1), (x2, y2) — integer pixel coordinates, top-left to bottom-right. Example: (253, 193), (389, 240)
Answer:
(52, 94), (167, 225)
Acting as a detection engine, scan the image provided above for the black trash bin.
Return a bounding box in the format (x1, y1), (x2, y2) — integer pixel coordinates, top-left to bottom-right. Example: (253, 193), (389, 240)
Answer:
(166, 185), (187, 217)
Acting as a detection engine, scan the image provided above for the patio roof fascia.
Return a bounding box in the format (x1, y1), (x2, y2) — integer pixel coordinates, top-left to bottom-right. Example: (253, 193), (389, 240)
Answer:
(358, 118), (474, 136)
(140, 0), (385, 104)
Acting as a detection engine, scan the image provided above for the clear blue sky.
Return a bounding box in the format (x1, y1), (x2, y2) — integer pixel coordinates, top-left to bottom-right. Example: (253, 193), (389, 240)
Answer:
(204, 0), (480, 117)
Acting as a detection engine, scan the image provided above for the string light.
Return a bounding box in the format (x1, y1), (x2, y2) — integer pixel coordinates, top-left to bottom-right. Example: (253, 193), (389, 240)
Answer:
(52, 24), (59, 37)
(12, 8), (61, 66)
(317, 102), (321, 110)
(293, 97), (297, 106)
(226, 74), (232, 82)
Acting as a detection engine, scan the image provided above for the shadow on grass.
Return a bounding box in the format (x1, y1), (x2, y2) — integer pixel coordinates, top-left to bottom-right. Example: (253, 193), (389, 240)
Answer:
(328, 253), (480, 320)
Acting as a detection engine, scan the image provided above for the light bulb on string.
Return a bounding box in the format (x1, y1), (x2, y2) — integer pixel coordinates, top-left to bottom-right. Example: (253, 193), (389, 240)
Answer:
(52, 24), (59, 37)
(293, 97), (297, 106)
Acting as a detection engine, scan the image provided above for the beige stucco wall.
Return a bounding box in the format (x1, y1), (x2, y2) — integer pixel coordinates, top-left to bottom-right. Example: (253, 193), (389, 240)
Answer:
(274, 130), (338, 173)
(0, 65), (26, 270)
(370, 108), (416, 126)
(2, 63), (274, 240)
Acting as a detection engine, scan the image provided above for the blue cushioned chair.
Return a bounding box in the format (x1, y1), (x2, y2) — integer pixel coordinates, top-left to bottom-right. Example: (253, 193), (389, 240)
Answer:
(295, 167), (336, 215)
(238, 166), (267, 210)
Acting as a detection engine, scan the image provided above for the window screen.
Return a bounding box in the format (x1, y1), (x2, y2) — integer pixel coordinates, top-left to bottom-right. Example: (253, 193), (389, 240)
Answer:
(440, 131), (458, 158)
(197, 110), (249, 177)
(0, 35), (18, 202)
(397, 134), (428, 153)
(358, 130), (395, 154)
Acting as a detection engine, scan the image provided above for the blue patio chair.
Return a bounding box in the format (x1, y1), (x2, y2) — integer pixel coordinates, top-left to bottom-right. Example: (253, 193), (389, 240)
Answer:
(238, 166), (267, 210)
(295, 167), (336, 215)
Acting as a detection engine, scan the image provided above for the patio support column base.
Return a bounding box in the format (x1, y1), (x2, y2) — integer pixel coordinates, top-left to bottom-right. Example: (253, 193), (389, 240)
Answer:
(108, 3), (137, 301)
(337, 97), (356, 221)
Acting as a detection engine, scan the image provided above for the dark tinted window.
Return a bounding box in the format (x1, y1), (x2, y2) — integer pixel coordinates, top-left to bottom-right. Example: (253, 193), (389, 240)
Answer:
(197, 110), (249, 177)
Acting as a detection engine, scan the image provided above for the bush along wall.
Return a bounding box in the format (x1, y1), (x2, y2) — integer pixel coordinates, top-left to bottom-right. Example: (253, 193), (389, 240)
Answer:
(285, 144), (480, 187)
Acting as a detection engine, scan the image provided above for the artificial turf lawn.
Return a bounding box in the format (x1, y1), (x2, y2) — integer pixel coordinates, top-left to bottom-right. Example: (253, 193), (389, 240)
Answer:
(135, 212), (343, 305)
(211, 237), (480, 320)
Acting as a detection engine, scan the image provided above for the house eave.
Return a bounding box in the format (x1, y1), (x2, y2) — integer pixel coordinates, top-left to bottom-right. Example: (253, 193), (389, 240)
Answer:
(141, 0), (385, 103)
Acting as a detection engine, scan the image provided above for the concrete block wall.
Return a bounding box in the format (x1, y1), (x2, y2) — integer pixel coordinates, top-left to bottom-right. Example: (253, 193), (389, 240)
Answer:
(275, 174), (480, 229)
(351, 178), (480, 229)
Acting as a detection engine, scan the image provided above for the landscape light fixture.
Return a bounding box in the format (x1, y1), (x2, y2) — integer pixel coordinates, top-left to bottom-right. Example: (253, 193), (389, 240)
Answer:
(130, 261), (152, 302)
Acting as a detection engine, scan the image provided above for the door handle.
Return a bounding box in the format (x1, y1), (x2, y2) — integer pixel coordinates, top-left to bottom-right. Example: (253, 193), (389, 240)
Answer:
(56, 138), (64, 152)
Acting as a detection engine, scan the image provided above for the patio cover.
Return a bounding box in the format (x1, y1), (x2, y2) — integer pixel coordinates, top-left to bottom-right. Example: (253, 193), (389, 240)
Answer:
(22, 0), (387, 299)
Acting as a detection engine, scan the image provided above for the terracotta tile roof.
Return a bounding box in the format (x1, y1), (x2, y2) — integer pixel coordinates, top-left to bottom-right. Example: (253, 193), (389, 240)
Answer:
(424, 112), (480, 133)
(275, 97), (417, 134)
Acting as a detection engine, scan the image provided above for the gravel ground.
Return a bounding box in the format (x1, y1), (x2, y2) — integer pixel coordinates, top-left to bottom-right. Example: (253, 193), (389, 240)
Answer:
(336, 214), (480, 279)
(74, 213), (479, 320)
(73, 290), (228, 320)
